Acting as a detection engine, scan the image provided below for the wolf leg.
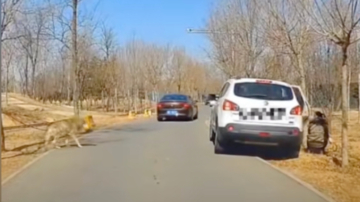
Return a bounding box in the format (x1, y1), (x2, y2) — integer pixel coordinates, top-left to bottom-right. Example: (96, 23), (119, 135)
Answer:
(69, 133), (82, 148)
(52, 137), (61, 149)
(65, 139), (70, 147)
(44, 131), (53, 149)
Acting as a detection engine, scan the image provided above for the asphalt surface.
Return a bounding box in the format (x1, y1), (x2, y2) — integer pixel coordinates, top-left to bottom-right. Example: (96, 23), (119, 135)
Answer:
(3, 107), (329, 202)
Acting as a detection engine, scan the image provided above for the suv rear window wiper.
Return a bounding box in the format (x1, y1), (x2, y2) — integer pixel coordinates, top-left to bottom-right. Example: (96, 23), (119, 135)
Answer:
(243, 94), (268, 99)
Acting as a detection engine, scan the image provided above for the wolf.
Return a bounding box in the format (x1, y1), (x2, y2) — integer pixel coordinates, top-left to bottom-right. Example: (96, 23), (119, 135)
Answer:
(44, 116), (89, 149)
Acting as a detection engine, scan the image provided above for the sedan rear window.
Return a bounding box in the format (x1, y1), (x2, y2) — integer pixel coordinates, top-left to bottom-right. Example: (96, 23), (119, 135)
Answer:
(233, 82), (293, 101)
(160, 94), (188, 101)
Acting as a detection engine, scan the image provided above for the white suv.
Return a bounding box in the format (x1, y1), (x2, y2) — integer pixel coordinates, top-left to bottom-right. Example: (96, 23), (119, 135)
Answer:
(209, 78), (305, 157)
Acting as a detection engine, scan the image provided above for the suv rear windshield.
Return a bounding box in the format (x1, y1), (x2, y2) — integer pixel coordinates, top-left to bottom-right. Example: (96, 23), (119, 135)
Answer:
(233, 82), (294, 101)
(160, 94), (188, 101)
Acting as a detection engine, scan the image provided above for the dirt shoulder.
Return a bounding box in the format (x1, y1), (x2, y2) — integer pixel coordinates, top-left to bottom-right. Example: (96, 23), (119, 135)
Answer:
(271, 111), (360, 202)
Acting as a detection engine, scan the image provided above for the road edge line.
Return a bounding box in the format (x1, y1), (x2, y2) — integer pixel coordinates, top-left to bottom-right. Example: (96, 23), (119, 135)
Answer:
(255, 157), (337, 202)
(2, 151), (52, 185)
(204, 120), (336, 202)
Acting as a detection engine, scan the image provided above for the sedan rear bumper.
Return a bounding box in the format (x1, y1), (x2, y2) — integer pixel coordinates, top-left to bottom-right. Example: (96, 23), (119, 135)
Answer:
(157, 109), (192, 119)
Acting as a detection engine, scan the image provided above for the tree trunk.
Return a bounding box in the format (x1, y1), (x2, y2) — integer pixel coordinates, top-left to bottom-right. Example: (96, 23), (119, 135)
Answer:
(106, 93), (110, 112)
(67, 71), (71, 105)
(348, 67), (351, 110)
(101, 90), (105, 111)
(24, 56), (29, 95)
(114, 88), (118, 113)
(298, 56), (307, 98)
(358, 73), (360, 123)
(1, 125), (5, 151)
(5, 65), (9, 106)
(31, 62), (36, 97)
(298, 55), (309, 149)
(341, 45), (349, 167)
(71, 0), (80, 117)
(134, 89), (138, 113)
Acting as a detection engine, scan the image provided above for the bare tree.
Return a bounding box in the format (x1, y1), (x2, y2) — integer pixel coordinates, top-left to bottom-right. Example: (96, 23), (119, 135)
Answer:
(142, 43), (170, 98)
(2, 41), (16, 106)
(302, 0), (360, 167)
(1, 0), (24, 151)
(1, 0), (23, 42)
(169, 47), (187, 92)
(17, 6), (49, 96)
(99, 24), (119, 111)
(265, 0), (312, 96)
(206, 0), (264, 78)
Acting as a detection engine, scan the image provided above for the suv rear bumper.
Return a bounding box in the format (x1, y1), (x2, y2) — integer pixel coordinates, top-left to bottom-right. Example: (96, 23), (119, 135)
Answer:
(217, 123), (302, 147)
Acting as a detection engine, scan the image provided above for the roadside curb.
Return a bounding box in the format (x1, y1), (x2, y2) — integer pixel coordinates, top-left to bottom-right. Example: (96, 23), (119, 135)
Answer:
(203, 120), (337, 202)
(255, 158), (337, 202)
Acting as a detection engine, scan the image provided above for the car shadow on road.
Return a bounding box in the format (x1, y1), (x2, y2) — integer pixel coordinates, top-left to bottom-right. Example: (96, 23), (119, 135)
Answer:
(158, 119), (197, 122)
(220, 145), (299, 160)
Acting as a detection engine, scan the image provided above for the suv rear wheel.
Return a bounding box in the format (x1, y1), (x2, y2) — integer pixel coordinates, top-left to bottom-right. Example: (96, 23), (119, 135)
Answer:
(214, 128), (226, 154)
(209, 127), (215, 143)
(214, 137), (224, 154)
(283, 145), (301, 158)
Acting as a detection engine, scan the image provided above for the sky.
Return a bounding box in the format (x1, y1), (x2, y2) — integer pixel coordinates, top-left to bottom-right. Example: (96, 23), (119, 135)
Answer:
(87, 0), (213, 61)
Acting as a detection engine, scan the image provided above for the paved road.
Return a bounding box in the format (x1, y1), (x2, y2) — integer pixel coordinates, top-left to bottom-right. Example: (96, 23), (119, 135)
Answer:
(3, 107), (328, 202)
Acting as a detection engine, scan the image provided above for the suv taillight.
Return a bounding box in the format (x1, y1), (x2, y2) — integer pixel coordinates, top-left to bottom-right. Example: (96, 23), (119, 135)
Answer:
(290, 106), (301, 115)
(222, 99), (239, 111)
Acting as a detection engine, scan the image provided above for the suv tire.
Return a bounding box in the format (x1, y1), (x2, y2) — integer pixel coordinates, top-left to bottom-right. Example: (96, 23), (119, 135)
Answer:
(214, 129), (226, 154)
(209, 127), (215, 143)
(194, 112), (198, 120)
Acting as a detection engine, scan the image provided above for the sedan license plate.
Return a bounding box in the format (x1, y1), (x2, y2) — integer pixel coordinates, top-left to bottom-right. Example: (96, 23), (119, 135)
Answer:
(167, 110), (178, 116)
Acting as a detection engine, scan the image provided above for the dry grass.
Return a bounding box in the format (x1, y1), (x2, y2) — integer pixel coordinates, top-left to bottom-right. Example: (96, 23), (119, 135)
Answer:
(3, 105), (67, 124)
(271, 111), (360, 202)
